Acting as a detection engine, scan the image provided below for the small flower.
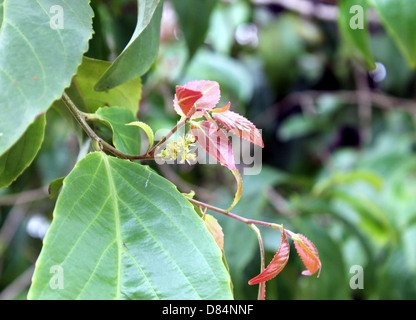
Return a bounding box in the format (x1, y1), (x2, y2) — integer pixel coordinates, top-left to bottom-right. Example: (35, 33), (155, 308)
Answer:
(158, 133), (197, 165)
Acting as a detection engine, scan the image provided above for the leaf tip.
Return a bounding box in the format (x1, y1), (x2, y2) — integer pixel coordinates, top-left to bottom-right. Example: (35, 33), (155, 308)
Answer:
(293, 233), (322, 278)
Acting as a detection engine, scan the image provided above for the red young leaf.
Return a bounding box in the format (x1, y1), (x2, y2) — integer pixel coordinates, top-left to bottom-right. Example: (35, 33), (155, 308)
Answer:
(184, 80), (220, 109)
(190, 121), (236, 170)
(294, 234), (321, 277)
(248, 227), (290, 285)
(174, 86), (203, 117)
(212, 109), (264, 148)
(174, 80), (220, 119)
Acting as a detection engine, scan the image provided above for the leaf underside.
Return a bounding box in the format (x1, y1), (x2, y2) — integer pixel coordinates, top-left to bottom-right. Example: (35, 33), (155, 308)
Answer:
(248, 228), (290, 285)
(94, 0), (163, 90)
(28, 152), (233, 300)
(212, 110), (264, 148)
(0, 0), (94, 156)
(294, 233), (322, 277)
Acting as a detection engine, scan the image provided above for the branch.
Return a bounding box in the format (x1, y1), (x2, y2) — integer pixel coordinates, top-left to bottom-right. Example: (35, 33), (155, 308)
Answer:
(249, 224), (266, 300)
(0, 265), (35, 300)
(0, 187), (48, 207)
(354, 64), (373, 144)
(185, 196), (296, 239)
(62, 93), (154, 161)
(148, 118), (189, 156)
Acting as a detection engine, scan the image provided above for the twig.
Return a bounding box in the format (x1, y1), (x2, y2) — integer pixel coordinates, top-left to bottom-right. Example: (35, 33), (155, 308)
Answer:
(353, 64), (373, 144)
(185, 196), (296, 239)
(249, 224), (266, 300)
(0, 265), (35, 300)
(0, 201), (30, 276)
(62, 93), (153, 161)
(148, 118), (189, 156)
(266, 187), (296, 217)
(0, 187), (48, 207)
(62, 92), (191, 162)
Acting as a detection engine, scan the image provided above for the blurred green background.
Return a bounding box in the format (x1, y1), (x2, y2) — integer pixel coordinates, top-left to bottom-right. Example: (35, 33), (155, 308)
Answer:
(1, 0), (416, 300)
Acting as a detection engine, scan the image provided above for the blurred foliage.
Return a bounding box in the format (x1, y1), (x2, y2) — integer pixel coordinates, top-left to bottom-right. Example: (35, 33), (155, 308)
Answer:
(2, 0), (416, 300)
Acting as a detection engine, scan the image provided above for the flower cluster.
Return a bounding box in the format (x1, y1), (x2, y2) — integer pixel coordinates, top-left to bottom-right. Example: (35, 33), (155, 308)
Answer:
(158, 133), (197, 164)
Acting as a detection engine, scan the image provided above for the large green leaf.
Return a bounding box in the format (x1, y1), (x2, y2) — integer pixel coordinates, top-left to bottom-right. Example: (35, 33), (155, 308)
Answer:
(28, 152), (232, 299)
(94, 0), (163, 91)
(171, 0), (218, 60)
(0, 0), (94, 156)
(372, 0), (416, 68)
(0, 114), (46, 189)
(338, 0), (375, 69)
(74, 57), (142, 114)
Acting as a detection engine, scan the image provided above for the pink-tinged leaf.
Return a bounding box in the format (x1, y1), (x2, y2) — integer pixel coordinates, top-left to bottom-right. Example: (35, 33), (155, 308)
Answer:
(184, 80), (220, 109)
(248, 227), (290, 285)
(294, 233), (321, 278)
(190, 121), (236, 170)
(212, 110), (264, 148)
(174, 80), (220, 118)
(174, 86), (203, 117)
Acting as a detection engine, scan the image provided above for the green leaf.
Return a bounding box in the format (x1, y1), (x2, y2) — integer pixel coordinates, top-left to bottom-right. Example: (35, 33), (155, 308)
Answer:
(171, 0), (218, 60)
(94, 0), (163, 91)
(0, 114), (46, 189)
(28, 152), (232, 299)
(48, 176), (65, 199)
(0, 0), (94, 156)
(372, 0), (416, 68)
(338, 0), (376, 69)
(95, 107), (141, 156)
(126, 121), (154, 154)
(73, 57), (142, 114)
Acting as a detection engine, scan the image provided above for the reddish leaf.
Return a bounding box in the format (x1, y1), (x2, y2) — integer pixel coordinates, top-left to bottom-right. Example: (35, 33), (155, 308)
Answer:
(212, 110), (264, 148)
(174, 80), (220, 118)
(248, 227), (290, 285)
(190, 121), (236, 170)
(294, 233), (321, 277)
(174, 86), (203, 117)
(184, 80), (220, 109)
